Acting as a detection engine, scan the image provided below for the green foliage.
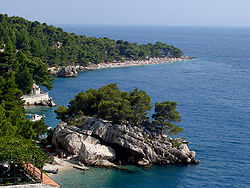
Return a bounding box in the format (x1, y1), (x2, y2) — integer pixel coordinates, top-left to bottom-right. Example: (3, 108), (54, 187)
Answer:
(55, 84), (184, 136)
(29, 118), (48, 138)
(0, 13), (184, 95)
(15, 64), (33, 94)
(0, 72), (24, 116)
(56, 83), (152, 125)
(0, 136), (48, 166)
(0, 13), (184, 68)
(98, 97), (133, 124)
(0, 71), (49, 167)
(0, 43), (53, 94)
(170, 139), (182, 148)
(0, 72), (48, 139)
(67, 115), (86, 127)
(54, 105), (69, 121)
(152, 101), (183, 135)
(129, 88), (152, 126)
(56, 84), (184, 135)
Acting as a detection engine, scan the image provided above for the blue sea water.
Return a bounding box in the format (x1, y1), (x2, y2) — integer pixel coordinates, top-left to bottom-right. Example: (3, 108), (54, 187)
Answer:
(27, 26), (250, 187)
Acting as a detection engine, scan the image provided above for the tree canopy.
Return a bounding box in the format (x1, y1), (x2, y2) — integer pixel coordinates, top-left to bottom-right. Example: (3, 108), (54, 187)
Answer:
(0, 136), (48, 166)
(152, 101), (183, 135)
(0, 71), (48, 139)
(55, 84), (184, 135)
(0, 71), (49, 166)
(0, 39), (53, 94)
(55, 83), (152, 125)
(0, 13), (183, 68)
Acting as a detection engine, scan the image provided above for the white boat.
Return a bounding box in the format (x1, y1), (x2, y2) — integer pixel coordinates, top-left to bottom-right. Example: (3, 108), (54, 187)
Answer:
(26, 114), (45, 121)
(31, 114), (44, 121)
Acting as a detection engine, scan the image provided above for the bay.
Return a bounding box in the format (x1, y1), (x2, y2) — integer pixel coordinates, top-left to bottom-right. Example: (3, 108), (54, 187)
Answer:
(27, 25), (250, 187)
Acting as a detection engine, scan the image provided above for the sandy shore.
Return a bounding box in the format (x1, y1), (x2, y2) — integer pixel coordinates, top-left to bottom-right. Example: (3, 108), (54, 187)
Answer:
(79, 56), (193, 70)
(48, 56), (194, 75)
(44, 156), (89, 175)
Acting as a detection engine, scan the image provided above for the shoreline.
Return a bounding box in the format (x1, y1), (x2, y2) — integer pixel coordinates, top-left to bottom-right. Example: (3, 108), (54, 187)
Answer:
(81, 56), (194, 70)
(48, 56), (195, 76)
(44, 156), (89, 175)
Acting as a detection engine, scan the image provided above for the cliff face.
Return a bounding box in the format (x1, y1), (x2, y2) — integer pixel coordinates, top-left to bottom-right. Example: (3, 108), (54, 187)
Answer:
(52, 117), (199, 168)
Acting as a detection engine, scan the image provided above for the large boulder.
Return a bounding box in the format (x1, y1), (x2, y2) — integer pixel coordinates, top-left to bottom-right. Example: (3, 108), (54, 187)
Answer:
(79, 142), (116, 165)
(52, 122), (116, 167)
(52, 122), (100, 155)
(57, 66), (78, 77)
(53, 118), (198, 167)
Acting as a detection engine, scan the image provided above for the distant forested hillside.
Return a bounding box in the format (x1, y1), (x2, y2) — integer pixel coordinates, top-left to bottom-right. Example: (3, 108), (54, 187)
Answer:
(0, 13), (183, 66)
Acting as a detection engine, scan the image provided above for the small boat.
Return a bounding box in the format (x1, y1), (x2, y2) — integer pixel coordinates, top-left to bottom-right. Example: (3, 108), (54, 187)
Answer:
(31, 114), (44, 121)
(26, 114), (45, 121)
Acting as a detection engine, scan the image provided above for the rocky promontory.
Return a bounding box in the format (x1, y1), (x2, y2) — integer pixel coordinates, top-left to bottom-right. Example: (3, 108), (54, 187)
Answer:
(52, 117), (199, 168)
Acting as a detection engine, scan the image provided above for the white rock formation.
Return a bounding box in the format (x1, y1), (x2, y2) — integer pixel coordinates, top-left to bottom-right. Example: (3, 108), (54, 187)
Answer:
(52, 118), (199, 168)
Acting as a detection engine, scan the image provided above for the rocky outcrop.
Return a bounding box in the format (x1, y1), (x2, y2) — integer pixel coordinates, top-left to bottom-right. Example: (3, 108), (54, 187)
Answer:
(57, 66), (78, 77)
(52, 122), (117, 167)
(52, 118), (199, 168)
(79, 142), (115, 164)
(34, 97), (56, 107)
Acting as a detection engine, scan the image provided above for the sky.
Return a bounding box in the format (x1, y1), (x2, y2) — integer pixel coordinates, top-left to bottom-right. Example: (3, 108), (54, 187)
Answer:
(0, 0), (249, 27)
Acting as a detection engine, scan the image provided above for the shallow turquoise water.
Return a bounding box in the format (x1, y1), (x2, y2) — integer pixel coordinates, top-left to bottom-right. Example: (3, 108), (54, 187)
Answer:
(27, 26), (250, 187)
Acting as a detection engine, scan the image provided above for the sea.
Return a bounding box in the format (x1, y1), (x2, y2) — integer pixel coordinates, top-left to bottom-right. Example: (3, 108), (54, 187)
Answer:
(26, 25), (250, 188)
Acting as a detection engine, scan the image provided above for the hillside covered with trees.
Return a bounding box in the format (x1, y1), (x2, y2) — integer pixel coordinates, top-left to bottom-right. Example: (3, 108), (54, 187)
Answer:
(0, 70), (50, 166)
(0, 13), (183, 67)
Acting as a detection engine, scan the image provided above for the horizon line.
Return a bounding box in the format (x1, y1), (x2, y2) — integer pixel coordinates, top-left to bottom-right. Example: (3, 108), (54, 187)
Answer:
(2, 12), (250, 29)
(53, 23), (250, 29)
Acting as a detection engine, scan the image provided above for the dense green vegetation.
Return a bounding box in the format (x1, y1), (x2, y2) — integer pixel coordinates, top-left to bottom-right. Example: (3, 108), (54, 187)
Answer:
(0, 136), (49, 166)
(0, 13), (183, 68)
(152, 101), (183, 135)
(0, 71), (47, 139)
(0, 57), (49, 165)
(0, 39), (53, 94)
(0, 43), (52, 166)
(0, 13), (183, 95)
(55, 83), (183, 135)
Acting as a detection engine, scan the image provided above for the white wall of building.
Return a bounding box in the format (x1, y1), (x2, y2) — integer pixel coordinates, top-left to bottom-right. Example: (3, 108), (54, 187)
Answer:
(22, 92), (49, 105)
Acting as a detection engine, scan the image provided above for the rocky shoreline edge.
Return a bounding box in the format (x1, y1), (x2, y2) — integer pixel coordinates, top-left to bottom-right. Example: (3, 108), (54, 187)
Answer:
(48, 117), (199, 171)
(48, 56), (194, 77)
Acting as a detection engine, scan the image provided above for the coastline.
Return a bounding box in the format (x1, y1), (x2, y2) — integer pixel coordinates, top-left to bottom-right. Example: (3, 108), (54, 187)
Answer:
(44, 156), (89, 175)
(48, 56), (194, 76)
(82, 56), (194, 70)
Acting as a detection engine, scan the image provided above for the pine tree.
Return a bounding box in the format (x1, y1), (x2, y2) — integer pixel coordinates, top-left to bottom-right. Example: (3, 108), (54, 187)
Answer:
(129, 88), (152, 126)
(152, 101), (183, 135)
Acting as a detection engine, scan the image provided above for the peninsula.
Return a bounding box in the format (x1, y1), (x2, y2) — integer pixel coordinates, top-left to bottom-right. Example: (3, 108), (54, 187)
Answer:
(0, 13), (189, 78)
(49, 56), (194, 77)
